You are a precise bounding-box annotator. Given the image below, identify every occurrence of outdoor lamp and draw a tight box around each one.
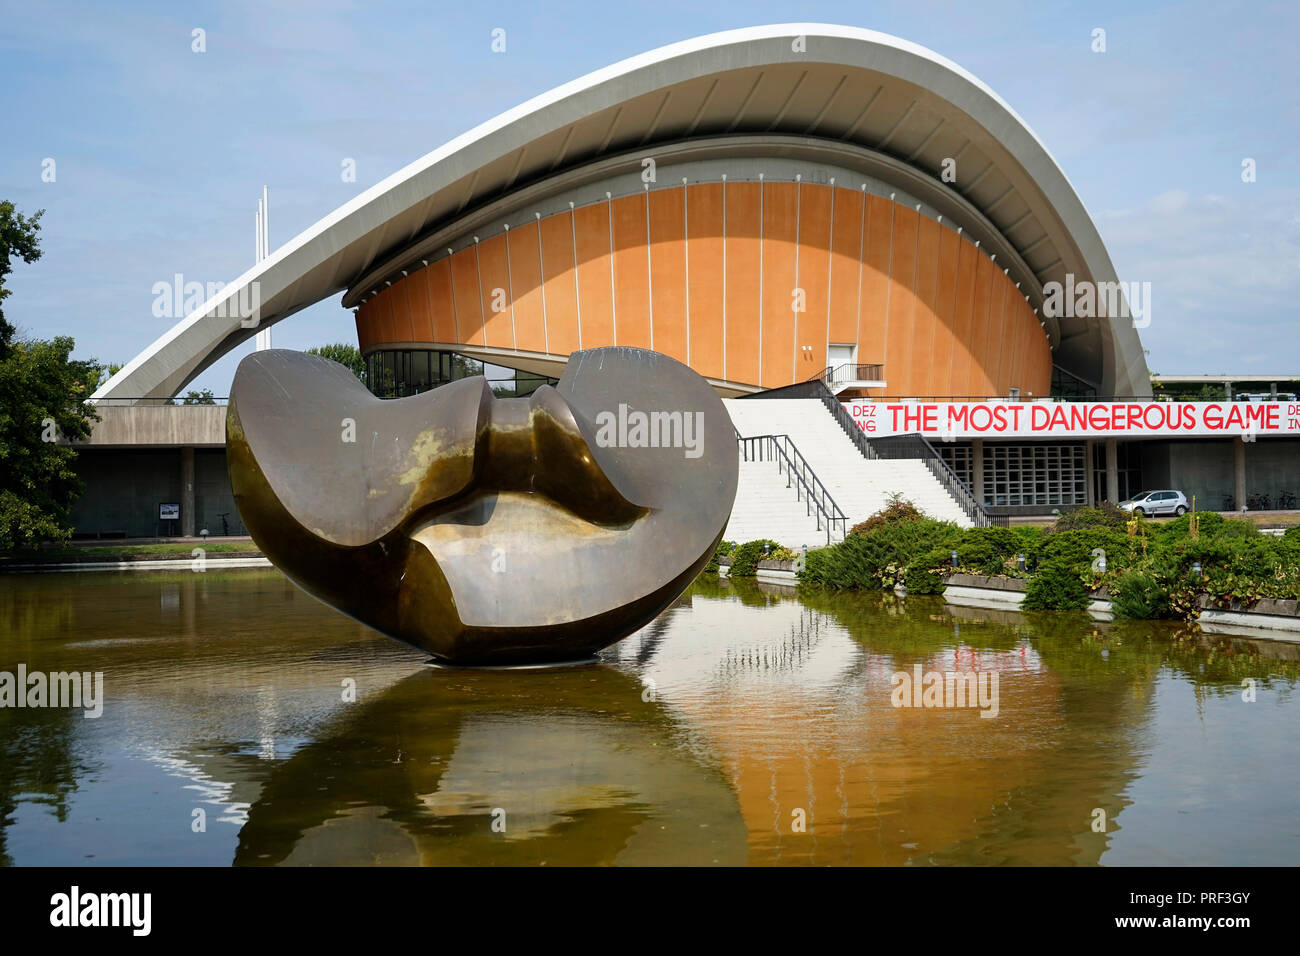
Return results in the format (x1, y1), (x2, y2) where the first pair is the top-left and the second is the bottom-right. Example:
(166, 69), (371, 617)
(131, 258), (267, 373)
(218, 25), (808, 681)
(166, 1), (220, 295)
(200, 528), (208, 542)
(1017, 553), (1026, 572)
(1192, 561), (1202, 580)
(951, 550), (960, 567)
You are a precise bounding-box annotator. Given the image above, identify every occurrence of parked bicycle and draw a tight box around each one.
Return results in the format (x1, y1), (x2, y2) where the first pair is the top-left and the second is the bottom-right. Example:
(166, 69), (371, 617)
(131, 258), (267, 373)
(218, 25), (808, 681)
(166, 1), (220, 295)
(1247, 492), (1272, 511)
(1222, 492), (1235, 511)
(218, 512), (231, 535)
(1279, 490), (1297, 509)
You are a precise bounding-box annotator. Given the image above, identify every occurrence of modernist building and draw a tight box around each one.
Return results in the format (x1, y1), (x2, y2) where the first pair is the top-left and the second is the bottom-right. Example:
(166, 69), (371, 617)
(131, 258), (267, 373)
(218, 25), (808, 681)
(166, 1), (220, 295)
(80, 24), (1294, 534)
(97, 23), (1148, 404)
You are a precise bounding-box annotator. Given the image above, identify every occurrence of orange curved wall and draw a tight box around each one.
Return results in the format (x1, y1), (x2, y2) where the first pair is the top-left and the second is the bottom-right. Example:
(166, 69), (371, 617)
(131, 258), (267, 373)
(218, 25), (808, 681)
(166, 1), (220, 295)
(355, 182), (1052, 397)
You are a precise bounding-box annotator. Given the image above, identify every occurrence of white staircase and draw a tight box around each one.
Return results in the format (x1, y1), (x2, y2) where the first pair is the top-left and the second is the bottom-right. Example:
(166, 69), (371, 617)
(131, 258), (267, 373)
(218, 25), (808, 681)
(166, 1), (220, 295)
(725, 454), (831, 547)
(724, 398), (973, 545)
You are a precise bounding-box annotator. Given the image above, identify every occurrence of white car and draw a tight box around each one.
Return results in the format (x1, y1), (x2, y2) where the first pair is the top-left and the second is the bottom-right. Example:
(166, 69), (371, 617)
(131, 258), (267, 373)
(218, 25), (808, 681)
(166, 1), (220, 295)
(1119, 490), (1190, 517)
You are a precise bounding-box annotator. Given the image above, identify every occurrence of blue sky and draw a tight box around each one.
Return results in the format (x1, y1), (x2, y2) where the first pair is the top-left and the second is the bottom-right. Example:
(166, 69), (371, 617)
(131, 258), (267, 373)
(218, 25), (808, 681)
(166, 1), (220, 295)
(2, 0), (1297, 394)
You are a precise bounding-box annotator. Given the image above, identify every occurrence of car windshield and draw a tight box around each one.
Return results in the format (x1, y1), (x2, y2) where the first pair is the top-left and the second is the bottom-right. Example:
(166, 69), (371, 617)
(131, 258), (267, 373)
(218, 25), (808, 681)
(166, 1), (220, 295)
(1131, 492), (1151, 501)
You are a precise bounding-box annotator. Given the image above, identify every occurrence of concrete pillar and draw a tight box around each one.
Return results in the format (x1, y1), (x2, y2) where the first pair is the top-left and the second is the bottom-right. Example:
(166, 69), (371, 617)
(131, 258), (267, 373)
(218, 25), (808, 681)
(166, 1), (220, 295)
(1105, 438), (1119, 504)
(181, 446), (195, 537)
(971, 438), (985, 506)
(1084, 439), (1096, 506)
(1234, 437), (1247, 512)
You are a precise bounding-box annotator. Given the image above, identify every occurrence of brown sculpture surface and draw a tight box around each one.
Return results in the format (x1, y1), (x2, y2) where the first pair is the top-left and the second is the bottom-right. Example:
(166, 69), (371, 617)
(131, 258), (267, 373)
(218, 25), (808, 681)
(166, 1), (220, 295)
(226, 346), (737, 665)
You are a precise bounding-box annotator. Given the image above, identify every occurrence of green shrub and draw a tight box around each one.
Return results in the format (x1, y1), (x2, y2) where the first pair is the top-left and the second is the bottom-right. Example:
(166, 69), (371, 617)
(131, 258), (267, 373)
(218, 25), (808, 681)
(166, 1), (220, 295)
(1110, 568), (1174, 619)
(1010, 524), (1044, 552)
(849, 494), (923, 536)
(1217, 516), (1262, 540)
(799, 516), (960, 590)
(1032, 528), (1135, 573)
(703, 540), (736, 573)
(1022, 557), (1090, 610)
(1047, 502), (1128, 534)
(1154, 510), (1225, 542)
(903, 546), (956, 594)
(728, 539), (784, 577)
(955, 526), (1022, 575)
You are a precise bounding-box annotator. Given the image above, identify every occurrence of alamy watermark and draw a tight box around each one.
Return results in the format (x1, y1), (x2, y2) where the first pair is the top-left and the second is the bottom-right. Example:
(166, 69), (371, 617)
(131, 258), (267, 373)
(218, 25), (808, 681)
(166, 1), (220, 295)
(50, 886), (150, 936)
(0, 664), (104, 718)
(890, 663), (999, 718)
(594, 404), (704, 459)
(152, 273), (261, 328)
(1041, 273), (1151, 329)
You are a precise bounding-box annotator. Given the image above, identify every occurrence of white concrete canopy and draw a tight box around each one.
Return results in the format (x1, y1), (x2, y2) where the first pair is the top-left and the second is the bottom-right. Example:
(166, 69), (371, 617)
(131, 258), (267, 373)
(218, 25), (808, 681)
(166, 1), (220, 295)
(95, 22), (1150, 401)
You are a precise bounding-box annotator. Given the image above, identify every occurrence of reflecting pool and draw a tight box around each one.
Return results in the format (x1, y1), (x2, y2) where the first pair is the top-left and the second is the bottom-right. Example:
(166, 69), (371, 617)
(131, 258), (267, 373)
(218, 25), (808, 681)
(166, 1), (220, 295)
(1, 570), (1297, 865)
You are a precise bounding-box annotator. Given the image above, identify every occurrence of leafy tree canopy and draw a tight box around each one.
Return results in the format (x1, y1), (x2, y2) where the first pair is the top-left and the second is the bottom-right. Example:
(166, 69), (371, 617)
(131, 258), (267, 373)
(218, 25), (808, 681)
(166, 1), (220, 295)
(0, 202), (44, 360)
(307, 343), (365, 384)
(0, 202), (102, 549)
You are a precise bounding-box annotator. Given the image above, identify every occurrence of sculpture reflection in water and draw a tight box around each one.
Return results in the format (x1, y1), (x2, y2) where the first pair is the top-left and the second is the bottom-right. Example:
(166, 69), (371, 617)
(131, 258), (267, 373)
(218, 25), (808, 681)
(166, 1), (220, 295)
(232, 664), (748, 865)
(227, 347), (738, 665)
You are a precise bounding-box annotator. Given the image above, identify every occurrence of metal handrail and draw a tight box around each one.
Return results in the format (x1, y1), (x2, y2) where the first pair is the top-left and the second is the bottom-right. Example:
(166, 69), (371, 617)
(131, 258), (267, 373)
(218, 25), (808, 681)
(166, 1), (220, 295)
(749, 378), (995, 527)
(86, 397), (230, 406)
(867, 433), (995, 527)
(734, 428), (848, 544)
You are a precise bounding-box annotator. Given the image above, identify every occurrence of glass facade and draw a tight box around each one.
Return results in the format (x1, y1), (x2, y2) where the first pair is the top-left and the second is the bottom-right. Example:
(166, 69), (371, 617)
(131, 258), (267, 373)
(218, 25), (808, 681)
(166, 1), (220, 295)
(1051, 364), (1098, 399)
(984, 443), (1088, 507)
(939, 441), (1090, 507)
(939, 443), (973, 489)
(364, 349), (557, 399)
(1092, 441), (1141, 504)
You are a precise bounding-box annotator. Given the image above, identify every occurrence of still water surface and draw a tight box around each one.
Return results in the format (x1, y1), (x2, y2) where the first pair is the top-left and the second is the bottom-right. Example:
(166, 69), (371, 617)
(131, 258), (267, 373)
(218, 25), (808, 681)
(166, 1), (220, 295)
(1, 570), (1297, 865)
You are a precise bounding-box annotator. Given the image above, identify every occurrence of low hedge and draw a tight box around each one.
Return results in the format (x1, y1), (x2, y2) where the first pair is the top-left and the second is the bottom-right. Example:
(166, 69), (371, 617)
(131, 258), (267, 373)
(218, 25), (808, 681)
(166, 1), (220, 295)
(788, 497), (1300, 619)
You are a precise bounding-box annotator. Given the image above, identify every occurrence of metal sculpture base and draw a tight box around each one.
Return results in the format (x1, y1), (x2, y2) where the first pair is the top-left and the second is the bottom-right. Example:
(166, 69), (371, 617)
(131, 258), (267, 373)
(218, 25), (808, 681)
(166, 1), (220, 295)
(226, 346), (737, 666)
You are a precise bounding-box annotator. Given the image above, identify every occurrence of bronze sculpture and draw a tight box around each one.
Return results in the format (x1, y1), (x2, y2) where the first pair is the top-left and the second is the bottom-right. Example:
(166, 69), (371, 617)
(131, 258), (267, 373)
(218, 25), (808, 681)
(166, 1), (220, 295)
(226, 346), (737, 665)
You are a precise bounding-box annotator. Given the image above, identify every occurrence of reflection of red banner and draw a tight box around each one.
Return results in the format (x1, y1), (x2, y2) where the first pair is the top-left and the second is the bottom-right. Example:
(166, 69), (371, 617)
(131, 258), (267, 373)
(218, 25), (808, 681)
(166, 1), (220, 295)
(844, 401), (1300, 438)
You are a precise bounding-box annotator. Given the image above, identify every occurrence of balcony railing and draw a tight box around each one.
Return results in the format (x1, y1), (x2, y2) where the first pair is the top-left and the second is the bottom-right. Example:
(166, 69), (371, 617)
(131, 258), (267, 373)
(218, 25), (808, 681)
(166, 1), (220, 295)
(806, 363), (885, 387)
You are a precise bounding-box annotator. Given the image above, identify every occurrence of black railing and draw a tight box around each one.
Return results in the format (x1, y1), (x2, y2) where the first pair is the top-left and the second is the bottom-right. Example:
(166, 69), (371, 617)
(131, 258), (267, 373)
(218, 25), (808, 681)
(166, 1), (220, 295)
(743, 378), (996, 527)
(87, 397), (230, 406)
(735, 429), (848, 544)
(867, 433), (999, 527)
(806, 363), (885, 386)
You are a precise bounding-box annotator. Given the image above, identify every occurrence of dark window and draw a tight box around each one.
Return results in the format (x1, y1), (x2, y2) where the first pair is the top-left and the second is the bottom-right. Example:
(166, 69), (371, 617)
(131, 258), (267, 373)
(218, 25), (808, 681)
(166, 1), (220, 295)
(361, 348), (557, 399)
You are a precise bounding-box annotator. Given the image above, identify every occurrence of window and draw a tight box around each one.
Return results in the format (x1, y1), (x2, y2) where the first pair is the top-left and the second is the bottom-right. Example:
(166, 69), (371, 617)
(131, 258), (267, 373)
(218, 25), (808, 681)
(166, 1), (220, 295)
(982, 443), (1087, 507)
(937, 443), (973, 489)
(363, 349), (557, 399)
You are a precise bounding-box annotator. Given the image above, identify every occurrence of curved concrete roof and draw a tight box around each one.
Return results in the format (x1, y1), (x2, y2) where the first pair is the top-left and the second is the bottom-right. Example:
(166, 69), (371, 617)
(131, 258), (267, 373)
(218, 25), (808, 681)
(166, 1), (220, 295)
(95, 22), (1150, 400)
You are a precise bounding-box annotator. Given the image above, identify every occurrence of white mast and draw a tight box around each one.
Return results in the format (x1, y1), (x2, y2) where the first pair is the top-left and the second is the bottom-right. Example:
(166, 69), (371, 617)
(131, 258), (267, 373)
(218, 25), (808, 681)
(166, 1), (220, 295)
(255, 186), (272, 350)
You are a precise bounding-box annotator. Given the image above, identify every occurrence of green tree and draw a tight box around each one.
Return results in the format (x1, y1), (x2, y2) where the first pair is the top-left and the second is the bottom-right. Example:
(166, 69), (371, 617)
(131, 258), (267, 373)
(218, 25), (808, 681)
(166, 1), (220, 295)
(97, 362), (124, 389)
(165, 388), (216, 406)
(307, 343), (366, 384)
(0, 202), (44, 360)
(0, 338), (102, 549)
(0, 203), (101, 549)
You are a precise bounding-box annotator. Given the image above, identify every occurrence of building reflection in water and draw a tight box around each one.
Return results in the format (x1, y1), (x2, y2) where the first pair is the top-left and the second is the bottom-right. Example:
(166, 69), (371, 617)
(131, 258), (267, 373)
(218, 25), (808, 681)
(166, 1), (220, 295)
(2, 570), (1298, 865)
